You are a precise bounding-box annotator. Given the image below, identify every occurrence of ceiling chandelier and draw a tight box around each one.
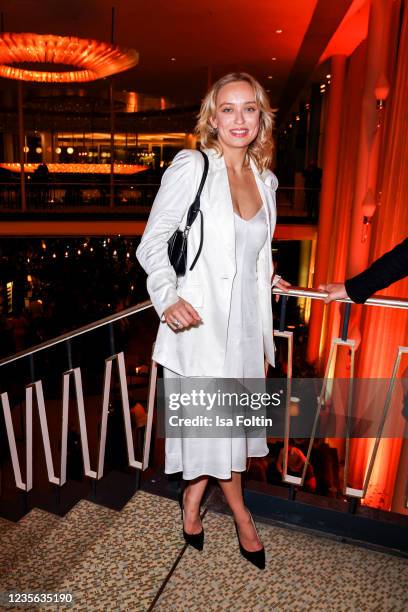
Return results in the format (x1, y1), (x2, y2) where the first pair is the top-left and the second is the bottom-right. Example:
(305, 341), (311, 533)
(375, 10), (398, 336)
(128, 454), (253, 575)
(0, 32), (138, 83)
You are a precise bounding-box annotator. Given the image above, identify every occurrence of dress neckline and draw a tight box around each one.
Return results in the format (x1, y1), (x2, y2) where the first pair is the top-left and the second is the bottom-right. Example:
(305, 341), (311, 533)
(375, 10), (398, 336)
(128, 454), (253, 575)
(233, 206), (264, 223)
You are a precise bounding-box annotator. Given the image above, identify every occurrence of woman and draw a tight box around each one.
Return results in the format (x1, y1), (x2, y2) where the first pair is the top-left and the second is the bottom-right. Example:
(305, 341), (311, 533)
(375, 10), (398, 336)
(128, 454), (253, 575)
(136, 72), (289, 570)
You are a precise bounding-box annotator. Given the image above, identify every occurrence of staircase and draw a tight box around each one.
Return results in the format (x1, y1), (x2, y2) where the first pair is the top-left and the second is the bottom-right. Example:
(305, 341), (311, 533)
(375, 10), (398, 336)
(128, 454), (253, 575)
(1, 488), (408, 611)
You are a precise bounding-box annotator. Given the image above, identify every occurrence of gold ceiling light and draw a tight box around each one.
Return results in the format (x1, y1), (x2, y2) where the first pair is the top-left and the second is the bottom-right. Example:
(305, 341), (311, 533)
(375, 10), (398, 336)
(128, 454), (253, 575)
(0, 32), (138, 83)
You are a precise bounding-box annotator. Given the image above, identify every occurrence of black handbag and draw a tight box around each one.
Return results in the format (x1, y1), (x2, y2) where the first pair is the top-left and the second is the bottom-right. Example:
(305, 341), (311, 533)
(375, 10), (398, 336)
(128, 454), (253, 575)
(167, 150), (209, 276)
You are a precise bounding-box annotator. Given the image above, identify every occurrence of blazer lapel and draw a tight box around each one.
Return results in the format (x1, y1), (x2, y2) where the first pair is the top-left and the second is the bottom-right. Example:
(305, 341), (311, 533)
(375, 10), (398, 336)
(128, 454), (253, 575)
(250, 159), (274, 282)
(250, 158), (272, 230)
(205, 149), (236, 269)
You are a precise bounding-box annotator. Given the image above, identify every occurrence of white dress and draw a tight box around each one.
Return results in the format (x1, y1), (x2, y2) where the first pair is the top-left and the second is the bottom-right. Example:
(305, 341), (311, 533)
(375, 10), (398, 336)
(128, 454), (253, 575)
(164, 206), (269, 480)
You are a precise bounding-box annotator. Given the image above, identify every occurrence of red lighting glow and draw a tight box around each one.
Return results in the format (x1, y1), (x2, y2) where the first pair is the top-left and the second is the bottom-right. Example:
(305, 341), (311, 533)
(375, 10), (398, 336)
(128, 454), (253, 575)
(0, 33), (138, 83)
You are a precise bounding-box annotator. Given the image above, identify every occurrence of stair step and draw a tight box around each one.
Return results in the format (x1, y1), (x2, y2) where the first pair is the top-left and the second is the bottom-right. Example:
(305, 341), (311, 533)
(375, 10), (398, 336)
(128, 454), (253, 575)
(0, 508), (61, 573)
(0, 490), (184, 609)
(1, 499), (115, 588)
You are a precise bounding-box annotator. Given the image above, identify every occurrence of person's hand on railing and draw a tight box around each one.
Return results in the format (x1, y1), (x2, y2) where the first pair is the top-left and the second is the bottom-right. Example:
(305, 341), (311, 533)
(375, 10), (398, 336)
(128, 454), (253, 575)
(318, 283), (348, 304)
(320, 238), (408, 304)
(273, 278), (291, 302)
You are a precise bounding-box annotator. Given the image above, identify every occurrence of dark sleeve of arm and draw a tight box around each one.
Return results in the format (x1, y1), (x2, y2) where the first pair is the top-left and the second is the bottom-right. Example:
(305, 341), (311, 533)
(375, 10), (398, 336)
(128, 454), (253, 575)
(345, 237), (408, 303)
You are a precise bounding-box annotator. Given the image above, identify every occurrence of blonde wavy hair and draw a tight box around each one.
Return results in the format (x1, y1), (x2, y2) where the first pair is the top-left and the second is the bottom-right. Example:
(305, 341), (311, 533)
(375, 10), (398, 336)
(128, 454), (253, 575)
(195, 72), (275, 172)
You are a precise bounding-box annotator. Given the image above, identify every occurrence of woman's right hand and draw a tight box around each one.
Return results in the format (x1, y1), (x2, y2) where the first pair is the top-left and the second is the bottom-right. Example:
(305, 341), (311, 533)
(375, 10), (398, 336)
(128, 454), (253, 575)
(163, 298), (202, 331)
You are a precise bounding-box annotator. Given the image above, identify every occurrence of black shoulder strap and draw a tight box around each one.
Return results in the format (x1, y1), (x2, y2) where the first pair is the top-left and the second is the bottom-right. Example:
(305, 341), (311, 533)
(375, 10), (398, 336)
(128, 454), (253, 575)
(195, 150), (209, 201)
(187, 150), (209, 224)
(187, 151), (208, 272)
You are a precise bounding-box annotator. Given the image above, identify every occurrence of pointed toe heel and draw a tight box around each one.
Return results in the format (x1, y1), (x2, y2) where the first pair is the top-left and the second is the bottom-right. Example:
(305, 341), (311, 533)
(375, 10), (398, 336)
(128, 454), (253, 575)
(183, 527), (204, 551)
(178, 487), (204, 551)
(234, 516), (265, 570)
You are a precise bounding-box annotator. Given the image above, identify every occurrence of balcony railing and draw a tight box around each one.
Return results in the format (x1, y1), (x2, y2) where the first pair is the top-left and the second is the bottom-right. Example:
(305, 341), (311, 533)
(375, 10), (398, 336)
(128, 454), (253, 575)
(0, 181), (159, 212)
(0, 181), (320, 219)
(1, 287), (406, 546)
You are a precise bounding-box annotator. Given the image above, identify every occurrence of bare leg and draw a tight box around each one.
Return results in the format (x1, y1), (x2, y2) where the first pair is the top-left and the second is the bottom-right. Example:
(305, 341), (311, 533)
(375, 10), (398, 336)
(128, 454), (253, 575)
(218, 471), (262, 552)
(183, 475), (209, 534)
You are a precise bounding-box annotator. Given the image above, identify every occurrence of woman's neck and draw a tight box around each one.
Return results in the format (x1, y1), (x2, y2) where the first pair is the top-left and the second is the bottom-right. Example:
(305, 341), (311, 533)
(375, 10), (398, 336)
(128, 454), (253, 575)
(221, 145), (250, 174)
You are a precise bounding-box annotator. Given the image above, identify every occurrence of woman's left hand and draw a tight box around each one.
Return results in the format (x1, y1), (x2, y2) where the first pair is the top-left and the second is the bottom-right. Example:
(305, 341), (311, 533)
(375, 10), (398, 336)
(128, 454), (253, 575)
(273, 278), (291, 302)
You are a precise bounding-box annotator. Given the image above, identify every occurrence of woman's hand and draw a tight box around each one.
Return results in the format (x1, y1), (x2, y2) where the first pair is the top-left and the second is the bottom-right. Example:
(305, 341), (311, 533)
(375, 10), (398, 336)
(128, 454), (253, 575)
(163, 298), (202, 331)
(273, 278), (291, 302)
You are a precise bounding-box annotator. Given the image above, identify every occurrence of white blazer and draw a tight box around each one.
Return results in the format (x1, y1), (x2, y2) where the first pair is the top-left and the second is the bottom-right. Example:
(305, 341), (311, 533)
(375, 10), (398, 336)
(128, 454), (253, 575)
(136, 147), (280, 377)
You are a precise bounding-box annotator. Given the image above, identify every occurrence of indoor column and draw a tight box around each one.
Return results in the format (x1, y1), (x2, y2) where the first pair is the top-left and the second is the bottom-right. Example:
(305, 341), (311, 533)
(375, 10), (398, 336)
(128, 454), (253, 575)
(306, 55), (346, 366)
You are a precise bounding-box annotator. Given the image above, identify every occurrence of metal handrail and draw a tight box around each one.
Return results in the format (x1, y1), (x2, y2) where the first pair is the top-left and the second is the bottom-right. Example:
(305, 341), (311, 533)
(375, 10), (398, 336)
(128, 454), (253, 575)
(0, 300), (152, 367)
(0, 286), (406, 368)
(273, 286), (408, 310)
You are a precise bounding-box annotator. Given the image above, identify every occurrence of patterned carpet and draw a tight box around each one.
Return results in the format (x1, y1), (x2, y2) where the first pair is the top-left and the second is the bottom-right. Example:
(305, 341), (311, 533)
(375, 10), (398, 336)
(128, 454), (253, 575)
(0, 490), (407, 611)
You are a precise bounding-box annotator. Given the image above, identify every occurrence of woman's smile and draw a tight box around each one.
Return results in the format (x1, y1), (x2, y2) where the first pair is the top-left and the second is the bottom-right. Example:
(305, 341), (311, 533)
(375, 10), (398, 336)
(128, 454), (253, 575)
(229, 128), (249, 137)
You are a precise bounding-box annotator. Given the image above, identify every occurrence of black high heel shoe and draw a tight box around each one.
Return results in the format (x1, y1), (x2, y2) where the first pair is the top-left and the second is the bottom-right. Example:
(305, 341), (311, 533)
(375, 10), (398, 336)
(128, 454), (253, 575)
(178, 487), (204, 551)
(234, 512), (265, 570)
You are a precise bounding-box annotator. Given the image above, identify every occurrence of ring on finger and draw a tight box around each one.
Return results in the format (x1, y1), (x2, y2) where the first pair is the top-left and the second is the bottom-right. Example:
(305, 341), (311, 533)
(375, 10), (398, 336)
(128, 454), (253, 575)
(172, 318), (181, 328)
